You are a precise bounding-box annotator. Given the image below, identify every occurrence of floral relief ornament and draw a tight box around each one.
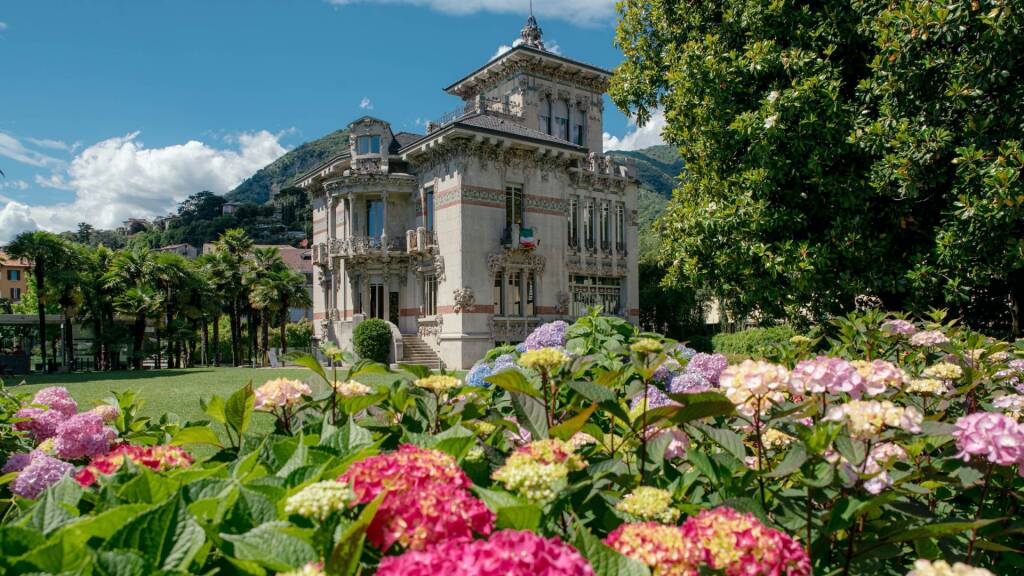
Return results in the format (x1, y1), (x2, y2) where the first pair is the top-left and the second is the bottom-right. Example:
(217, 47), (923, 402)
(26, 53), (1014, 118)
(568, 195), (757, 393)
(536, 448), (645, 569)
(453, 287), (475, 314)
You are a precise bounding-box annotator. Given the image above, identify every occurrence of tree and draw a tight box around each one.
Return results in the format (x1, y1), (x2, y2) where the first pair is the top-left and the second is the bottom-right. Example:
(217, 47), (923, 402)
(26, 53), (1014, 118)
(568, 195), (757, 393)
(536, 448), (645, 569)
(212, 229), (254, 365)
(244, 246), (286, 366)
(106, 246), (156, 369)
(275, 270), (312, 354)
(611, 1), (1024, 335)
(6, 231), (70, 372)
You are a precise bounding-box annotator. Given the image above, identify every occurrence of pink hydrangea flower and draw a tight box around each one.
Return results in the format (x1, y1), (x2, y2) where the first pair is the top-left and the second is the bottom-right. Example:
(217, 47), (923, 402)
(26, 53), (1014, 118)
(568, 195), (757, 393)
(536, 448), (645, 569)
(788, 356), (861, 396)
(2, 451), (37, 474)
(53, 412), (118, 460)
(685, 353), (729, 385)
(367, 480), (494, 551)
(10, 451), (74, 499)
(681, 507), (810, 576)
(605, 522), (699, 574)
(75, 444), (193, 487)
(952, 412), (1024, 471)
(670, 372), (713, 394)
(910, 330), (949, 347)
(881, 319), (917, 336)
(340, 444), (471, 503)
(253, 378), (311, 411)
(377, 529), (594, 576)
(13, 386), (79, 441)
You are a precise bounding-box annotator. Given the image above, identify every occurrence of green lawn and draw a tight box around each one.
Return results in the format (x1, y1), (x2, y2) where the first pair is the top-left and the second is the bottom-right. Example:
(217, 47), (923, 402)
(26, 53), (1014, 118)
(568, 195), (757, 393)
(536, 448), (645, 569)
(4, 367), (401, 436)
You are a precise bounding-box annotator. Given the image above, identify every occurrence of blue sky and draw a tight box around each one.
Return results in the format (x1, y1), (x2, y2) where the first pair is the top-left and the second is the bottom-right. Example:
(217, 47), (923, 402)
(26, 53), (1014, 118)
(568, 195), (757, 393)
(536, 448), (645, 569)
(0, 0), (665, 240)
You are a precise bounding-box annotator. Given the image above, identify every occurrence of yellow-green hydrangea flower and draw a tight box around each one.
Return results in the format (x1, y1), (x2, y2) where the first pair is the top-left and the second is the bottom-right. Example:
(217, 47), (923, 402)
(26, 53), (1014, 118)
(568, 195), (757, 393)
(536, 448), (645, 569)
(334, 380), (373, 397)
(630, 338), (664, 354)
(284, 481), (355, 521)
(414, 375), (462, 393)
(492, 438), (585, 503)
(905, 378), (951, 396)
(518, 347), (569, 372)
(616, 486), (680, 524)
(921, 362), (963, 381)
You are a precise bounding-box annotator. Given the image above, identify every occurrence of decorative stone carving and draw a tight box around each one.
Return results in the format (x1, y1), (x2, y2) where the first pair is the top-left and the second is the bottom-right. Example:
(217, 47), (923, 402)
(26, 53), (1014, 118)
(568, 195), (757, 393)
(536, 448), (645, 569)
(452, 287), (475, 314)
(487, 250), (547, 275)
(557, 291), (571, 315)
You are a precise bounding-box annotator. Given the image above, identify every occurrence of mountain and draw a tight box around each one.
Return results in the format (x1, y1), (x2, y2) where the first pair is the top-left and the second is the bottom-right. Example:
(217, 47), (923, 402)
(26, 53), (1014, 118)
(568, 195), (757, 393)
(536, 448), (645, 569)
(226, 129), (351, 204)
(610, 145), (684, 198)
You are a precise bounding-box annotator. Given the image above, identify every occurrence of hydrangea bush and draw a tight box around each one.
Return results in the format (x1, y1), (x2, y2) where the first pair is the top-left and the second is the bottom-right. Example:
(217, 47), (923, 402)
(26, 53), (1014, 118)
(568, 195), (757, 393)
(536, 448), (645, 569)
(1, 310), (1021, 575)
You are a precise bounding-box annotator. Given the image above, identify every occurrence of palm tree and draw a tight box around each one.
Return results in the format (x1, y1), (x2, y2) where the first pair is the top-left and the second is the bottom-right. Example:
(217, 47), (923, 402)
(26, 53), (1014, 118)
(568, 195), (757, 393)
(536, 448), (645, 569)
(275, 269), (312, 354)
(248, 278), (281, 367)
(5, 231), (70, 373)
(212, 229), (253, 365)
(78, 245), (118, 370)
(113, 287), (162, 370)
(244, 246), (286, 365)
(48, 249), (85, 370)
(197, 252), (231, 366)
(151, 252), (189, 368)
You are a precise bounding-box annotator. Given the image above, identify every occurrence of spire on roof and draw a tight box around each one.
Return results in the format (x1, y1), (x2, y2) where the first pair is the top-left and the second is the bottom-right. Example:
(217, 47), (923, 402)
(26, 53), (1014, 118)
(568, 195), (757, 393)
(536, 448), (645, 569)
(519, 1), (545, 50)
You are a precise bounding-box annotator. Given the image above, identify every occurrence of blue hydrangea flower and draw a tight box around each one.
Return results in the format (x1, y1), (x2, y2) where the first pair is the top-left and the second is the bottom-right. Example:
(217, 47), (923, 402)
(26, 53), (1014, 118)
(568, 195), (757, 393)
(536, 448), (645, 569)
(670, 372), (713, 394)
(466, 362), (494, 387)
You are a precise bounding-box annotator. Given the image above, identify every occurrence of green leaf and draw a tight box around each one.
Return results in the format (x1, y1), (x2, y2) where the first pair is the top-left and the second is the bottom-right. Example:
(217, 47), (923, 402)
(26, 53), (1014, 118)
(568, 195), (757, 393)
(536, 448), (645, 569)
(116, 468), (179, 504)
(568, 380), (617, 403)
(170, 425), (223, 448)
(0, 526), (45, 558)
(23, 476), (83, 535)
(291, 353), (328, 384)
(883, 519), (1002, 544)
(14, 529), (91, 574)
(663, 391), (736, 423)
(487, 370), (543, 399)
(572, 519), (651, 576)
(472, 486), (527, 511)
(225, 381), (255, 437)
(327, 493), (385, 576)
(63, 504), (151, 542)
(221, 522), (317, 572)
(94, 549), (154, 576)
(496, 505), (543, 530)
(340, 391), (388, 415)
(835, 435), (865, 466)
(695, 423), (747, 461)
(400, 363), (433, 380)
(510, 391), (549, 440)
(203, 395), (227, 425)
(276, 431), (308, 478)
(765, 444), (807, 478)
(550, 403), (598, 441)
(103, 495), (206, 572)
(322, 416), (373, 455)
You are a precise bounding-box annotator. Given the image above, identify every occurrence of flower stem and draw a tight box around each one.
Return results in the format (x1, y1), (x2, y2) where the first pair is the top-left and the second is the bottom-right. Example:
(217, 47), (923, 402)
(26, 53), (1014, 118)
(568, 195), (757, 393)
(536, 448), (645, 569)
(541, 369), (554, 429)
(966, 462), (994, 563)
(753, 399), (767, 509)
(639, 384), (649, 483)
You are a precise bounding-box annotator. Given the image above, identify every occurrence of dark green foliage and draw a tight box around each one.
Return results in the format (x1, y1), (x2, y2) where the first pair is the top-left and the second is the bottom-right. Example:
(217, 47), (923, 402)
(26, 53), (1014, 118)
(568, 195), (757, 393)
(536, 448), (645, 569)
(611, 0), (1024, 336)
(712, 326), (797, 357)
(286, 321), (313, 350)
(226, 129), (350, 204)
(609, 145), (683, 199)
(638, 261), (710, 346)
(352, 319), (391, 363)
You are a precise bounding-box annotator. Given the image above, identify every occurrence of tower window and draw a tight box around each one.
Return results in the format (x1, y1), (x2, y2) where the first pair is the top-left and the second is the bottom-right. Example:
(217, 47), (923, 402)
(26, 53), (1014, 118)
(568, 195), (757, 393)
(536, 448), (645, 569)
(356, 135), (381, 155)
(505, 184), (524, 227)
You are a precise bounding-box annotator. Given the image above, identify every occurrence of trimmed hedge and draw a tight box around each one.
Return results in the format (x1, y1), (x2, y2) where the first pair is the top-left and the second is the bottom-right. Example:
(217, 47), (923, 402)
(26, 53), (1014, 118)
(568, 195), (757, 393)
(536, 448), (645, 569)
(712, 325), (796, 357)
(353, 318), (392, 363)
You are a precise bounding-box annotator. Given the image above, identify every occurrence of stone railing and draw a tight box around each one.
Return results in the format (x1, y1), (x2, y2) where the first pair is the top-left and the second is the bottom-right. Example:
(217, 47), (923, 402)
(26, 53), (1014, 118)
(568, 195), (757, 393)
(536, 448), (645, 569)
(490, 316), (542, 343)
(406, 228), (438, 254)
(329, 236), (406, 257)
(578, 153), (633, 179)
(427, 96), (523, 133)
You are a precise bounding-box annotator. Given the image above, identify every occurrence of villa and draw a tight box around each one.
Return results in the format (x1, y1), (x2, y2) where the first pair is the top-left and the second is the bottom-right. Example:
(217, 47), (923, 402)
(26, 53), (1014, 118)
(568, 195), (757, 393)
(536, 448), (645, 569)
(298, 15), (639, 369)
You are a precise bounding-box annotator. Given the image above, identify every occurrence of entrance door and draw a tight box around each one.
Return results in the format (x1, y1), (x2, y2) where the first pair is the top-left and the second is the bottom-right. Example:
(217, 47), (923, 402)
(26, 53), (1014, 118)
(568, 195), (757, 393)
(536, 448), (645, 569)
(369, 283), (385, 319)
(389, 291), (400, 326)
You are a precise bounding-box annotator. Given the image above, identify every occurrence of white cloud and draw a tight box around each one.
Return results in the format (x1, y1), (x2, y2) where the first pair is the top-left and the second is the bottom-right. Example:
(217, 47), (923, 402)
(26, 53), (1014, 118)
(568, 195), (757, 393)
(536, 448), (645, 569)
(360, 97), (373, 110)
(0, 179), (29, 191)
(0, 132), (65, 168)
(327, 0), (617, 25)
(492, 38), (559, 61)
(26, 137), (79, 152)
(34, 173), (72, 190)
(0, 22), (7, 31)
(0, 201), (39, 243)
(0, 130), (287, 240)
(603, 109), (667, 152)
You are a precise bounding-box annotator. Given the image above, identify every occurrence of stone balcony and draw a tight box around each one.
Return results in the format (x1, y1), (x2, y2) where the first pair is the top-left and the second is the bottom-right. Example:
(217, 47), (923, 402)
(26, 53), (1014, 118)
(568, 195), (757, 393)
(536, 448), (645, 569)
(328, 236), (407, 258)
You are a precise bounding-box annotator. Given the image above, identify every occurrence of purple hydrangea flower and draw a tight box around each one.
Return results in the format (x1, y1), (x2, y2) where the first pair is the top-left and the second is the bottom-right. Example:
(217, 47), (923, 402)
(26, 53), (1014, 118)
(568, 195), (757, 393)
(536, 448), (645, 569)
(13, 386), (80, 441)
(2, 451), (36, 474)
(522, 321), (569, 351)
(53, 412), (117, 460)
(670, 372), (713, 394)
(652, 359), (682, 385)
(880, 319), (917, 336)
(630, 384), (674, 411)
(685, 353), (729, 385)
(31, 387), (78, 417)
(10, 452), (73, 499)
(671, 344), (697, 360)
(492, 354), (518, 372)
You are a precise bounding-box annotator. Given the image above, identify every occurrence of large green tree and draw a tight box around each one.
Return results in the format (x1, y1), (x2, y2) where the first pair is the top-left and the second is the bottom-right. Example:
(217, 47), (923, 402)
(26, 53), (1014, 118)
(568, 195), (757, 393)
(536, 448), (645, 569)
(612, 1), (1024, 334)
(5, 231), (71, 372)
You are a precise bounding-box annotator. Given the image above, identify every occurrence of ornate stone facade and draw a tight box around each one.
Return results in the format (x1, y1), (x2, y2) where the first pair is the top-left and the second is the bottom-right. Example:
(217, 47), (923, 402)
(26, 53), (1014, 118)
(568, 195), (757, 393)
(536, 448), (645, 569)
(301, 15), (639, 369)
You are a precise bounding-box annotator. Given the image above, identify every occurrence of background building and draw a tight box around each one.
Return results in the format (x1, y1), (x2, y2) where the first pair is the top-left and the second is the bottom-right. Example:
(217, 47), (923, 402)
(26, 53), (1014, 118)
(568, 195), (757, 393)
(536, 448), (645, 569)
(0, 250), (30, 304)
(300, 16), (639, 369)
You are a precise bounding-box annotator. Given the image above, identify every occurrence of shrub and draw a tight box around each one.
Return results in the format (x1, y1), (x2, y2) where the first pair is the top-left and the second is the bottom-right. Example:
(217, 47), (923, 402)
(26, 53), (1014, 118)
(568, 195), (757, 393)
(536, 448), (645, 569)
(286, 320), (313, 349)
(353, 318), (391, 363)
(712, 325), (796, 357)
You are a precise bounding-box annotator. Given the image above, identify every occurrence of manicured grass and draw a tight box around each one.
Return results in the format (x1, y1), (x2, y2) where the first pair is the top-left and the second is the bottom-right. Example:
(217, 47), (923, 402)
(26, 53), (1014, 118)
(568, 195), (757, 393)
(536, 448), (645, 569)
(5, 367), (401, 437)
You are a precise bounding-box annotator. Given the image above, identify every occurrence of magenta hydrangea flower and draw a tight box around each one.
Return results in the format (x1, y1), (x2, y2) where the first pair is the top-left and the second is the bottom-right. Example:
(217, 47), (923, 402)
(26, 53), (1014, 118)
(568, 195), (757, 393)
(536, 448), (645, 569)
(14, 386), (79, 441)
(881, 319), (917, 336)
(376, 529), (594, 576)
(681, 507), (810, 576)
(670, 372), (713, 394)
(523, 321), (569, 351)
(788, 356), (861, 396)
(952, 412), (1024, 471)
(10, 451), (74, 499)
(685, 353), (729, 385)
(53, 412), (118, 460)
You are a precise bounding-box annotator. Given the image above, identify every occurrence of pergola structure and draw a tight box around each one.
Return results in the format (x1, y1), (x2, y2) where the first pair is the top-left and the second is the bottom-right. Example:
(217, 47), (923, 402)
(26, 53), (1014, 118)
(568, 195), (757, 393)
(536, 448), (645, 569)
(0, 313), (64, 375)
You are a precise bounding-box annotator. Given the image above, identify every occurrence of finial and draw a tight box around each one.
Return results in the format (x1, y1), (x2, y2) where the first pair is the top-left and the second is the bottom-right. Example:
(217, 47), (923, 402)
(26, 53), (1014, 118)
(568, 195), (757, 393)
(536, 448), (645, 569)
(520, 2), (545, 50)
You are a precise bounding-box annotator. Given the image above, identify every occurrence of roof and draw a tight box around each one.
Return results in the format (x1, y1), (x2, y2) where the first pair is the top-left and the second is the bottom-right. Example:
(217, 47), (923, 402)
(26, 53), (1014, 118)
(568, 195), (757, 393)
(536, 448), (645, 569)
(254, 245), (313, 274)
(400, 111), (585, 153)
(158, 243), (196, 251)
(0, 251), (30, 268)
(444, 45), (612, 95)
(392, 132), (423, 149)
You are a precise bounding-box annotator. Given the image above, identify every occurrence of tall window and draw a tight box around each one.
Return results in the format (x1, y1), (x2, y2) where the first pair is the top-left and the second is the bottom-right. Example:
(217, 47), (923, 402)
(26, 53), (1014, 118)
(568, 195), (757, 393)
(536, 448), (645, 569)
(583, 201), (595, 251)
(10, 287), (21, 302)
(600, 202), (610, 252)
(538, 97), (552, 135)
(424, 275), (438, 316)
(6, 270), (20, 281)
(424, 187), (435, 232)
(369, 283), (385, 319)
(573, 117), (585, 146)
(356, 135), (381, 155)
(568, 197), (579, 249)
(525, 274), (535, 316)
(616, 204), (626, 252)
(505, 184), (524, 227)
(554, 100), (570, 141)
(570, 276), (621, 317)
(509, 272), (523, 317)
(366, 200), (384, 239)
(493, 273), (505, 316)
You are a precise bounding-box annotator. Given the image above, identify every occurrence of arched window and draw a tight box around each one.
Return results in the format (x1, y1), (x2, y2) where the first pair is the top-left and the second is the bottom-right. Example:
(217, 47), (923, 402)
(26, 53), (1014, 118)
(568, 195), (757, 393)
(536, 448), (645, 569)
(538, 96), (552, 135)
(554, 99), (570, 141)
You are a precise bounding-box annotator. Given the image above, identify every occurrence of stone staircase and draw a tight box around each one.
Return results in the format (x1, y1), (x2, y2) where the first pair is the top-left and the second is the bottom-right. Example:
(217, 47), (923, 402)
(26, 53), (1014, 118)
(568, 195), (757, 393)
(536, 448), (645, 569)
(400, 335), (442, 370)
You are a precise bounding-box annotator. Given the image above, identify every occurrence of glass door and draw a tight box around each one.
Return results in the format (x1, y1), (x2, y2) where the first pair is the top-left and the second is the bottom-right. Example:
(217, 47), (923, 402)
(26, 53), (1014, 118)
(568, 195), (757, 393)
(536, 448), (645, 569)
(369, 283), (385, 319)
